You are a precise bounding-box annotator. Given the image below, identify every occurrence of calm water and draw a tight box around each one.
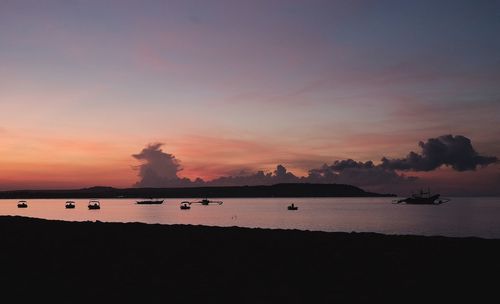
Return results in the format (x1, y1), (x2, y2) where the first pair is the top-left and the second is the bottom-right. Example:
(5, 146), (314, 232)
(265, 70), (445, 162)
(1, 197), (500, 239)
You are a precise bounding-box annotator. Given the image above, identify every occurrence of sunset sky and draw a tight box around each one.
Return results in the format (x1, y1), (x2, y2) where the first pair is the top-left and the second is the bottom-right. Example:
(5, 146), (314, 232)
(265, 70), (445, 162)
(1, 0), (499, 195)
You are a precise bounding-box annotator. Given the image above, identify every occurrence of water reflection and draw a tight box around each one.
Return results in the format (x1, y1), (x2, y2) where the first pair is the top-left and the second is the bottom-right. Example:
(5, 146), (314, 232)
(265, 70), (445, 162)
(1, 197), (499, 238)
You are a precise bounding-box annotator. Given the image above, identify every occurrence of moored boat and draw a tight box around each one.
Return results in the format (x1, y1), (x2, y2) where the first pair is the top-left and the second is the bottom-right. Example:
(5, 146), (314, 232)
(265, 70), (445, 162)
(180, 198), (223, 206)
(17, 200), (28, 208)
(136, 199), (164, 205)
(189, 199), (223, 206)
(287, 203), (298, 210)
(65, 201), (76, 209)
(88, 200), (101, 210)
(395, 189), (450, 205)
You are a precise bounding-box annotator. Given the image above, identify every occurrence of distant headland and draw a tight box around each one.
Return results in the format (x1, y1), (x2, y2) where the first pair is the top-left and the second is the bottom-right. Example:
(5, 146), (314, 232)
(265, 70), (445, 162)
(0, 183), (396, 199)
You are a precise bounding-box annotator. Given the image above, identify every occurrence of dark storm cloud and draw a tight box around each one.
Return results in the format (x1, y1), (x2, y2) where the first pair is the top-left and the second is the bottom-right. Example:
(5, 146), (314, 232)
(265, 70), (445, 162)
(381, 135), (498, 171)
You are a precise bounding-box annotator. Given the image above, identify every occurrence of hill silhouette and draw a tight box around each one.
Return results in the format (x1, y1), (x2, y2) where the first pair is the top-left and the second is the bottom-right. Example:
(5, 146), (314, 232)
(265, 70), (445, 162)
(0, 183), (396, 199)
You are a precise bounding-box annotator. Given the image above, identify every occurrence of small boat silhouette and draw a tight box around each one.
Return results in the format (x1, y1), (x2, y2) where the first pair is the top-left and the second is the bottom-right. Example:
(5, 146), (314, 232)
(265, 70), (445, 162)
(287, 203), (298, 211)
(17, 200), (28, 208)
(136, 199), (164, 205)
(180, 202), (191, 210)
(188, 199), (223, 206)
(394, 189), (450, 205)
(88, 200), (101, 210)
(65, 201), (76, 209)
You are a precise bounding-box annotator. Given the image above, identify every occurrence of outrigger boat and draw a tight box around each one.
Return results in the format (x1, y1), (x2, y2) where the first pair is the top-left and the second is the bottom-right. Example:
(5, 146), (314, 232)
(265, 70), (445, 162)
(187, 199), (223, 206)
(180, 202), (191, 210)
(394, 189), (450, 205)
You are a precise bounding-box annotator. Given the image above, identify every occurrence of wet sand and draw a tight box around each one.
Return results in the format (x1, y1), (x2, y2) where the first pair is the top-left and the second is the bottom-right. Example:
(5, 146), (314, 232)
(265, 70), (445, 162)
(1, 216), (498, 303)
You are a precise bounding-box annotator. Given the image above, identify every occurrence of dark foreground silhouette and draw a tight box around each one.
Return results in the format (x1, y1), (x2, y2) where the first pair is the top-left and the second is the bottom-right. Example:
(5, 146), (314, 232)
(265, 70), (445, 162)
(0, 216), (498, 303)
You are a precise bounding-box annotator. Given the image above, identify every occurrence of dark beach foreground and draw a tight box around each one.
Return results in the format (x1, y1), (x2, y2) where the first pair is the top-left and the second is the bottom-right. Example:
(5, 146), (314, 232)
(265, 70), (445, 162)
(1, 216), (499, 303)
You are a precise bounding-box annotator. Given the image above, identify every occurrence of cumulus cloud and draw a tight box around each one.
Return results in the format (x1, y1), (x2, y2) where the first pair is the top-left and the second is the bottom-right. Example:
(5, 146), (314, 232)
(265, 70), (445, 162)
(381, 135), (498, 171)
(204, 164), (299, 187)
(306, 161), (415, 191)
(330, 159), (375, 171)
(132, 143), (192, 187)
(180, 161), (414, 192)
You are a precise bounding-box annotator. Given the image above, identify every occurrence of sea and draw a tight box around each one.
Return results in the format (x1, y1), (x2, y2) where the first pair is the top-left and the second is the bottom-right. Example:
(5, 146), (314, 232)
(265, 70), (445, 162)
(1, 197), (500, 239)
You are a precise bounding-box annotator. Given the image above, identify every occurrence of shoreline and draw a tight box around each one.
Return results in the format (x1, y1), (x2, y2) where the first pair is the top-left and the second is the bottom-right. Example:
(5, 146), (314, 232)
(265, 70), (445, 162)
(2, 214), (498, 240)
(1, 216), (499, 302)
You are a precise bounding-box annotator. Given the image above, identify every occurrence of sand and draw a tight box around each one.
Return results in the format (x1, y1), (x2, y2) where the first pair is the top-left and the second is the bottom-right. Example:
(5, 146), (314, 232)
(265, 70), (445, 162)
(0, 216), (498, 303)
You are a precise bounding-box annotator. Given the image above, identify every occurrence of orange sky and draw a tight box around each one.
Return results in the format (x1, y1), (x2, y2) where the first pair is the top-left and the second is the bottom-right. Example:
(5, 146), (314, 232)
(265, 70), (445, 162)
(1, 1), (499, 193)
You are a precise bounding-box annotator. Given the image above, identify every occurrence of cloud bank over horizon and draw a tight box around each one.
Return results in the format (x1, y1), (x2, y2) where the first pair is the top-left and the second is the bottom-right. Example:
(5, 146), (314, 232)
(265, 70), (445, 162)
(132, 135), (498, 194)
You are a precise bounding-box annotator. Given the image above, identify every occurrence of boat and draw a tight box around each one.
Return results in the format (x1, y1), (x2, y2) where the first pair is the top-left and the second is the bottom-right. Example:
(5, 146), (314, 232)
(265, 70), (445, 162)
(189, 199), (223, 206)
(136, 199), (164, 205)
(17, 200), (28, 208)
(180, 202), (191, 210)
(394, 189), (450, 205)
(65, 201), (76, 209)
(88, 200), (101, 210)
(287, 203), (298, 210)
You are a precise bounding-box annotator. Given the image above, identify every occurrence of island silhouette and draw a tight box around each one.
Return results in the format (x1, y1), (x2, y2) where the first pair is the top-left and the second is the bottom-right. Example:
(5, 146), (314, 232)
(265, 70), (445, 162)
(0, 183), (396, 199)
